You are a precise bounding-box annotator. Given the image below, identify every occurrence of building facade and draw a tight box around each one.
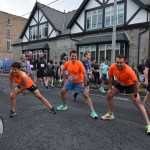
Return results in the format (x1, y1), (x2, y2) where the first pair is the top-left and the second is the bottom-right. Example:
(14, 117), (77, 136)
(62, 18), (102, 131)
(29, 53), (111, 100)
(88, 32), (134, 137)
(0, 11), (27, 60)
(13, 0), (150, 67)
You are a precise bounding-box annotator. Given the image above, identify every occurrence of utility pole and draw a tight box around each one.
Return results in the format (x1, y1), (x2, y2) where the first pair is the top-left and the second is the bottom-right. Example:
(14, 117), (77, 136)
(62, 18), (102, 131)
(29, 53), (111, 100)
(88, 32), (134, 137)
(111, 0), (117, 63)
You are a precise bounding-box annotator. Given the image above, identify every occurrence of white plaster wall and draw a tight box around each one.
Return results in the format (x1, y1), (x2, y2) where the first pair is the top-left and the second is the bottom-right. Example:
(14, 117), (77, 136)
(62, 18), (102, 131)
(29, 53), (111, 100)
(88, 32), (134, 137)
(23, 27), (29, 42)
(40, 15), (47, 23)
(48, 23), (57, 37)
(129, 9), (147, 24)
(126, 0), (139, 21)
(39, 10), (43, 20)
(30, 18), (37, 26)
(34, 10), (38, 22)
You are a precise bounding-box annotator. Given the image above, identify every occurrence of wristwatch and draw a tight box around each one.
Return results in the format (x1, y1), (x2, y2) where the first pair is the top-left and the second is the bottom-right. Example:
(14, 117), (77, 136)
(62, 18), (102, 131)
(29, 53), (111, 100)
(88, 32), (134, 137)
(134, 94), (138, 97)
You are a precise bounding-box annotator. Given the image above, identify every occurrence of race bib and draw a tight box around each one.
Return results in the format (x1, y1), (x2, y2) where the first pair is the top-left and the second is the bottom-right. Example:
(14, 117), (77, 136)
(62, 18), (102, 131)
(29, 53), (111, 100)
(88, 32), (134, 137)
(30, 65), (33, 68)
(71, 76), (78, 81)
(41, 64), (45, 67)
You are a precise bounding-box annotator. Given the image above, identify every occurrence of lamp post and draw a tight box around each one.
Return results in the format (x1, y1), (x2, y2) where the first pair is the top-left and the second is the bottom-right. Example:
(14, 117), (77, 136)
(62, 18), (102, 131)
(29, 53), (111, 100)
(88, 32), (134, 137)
(111, 0), (117, 63)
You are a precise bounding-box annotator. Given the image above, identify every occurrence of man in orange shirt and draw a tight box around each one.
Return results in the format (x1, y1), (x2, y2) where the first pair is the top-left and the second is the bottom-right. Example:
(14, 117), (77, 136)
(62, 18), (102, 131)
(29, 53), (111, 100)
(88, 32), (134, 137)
(57, 50), (98, 119)
(9, 62), (56, 117)
(101, 55), (150, 135)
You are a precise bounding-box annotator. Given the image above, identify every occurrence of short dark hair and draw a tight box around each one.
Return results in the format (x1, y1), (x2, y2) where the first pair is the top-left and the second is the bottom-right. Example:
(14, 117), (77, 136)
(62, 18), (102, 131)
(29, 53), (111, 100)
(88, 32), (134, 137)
(11, 62), (21, 69)
(84, 52), (90, 57)
(115, 55), (125, 60)
(70, 50), (77, 56)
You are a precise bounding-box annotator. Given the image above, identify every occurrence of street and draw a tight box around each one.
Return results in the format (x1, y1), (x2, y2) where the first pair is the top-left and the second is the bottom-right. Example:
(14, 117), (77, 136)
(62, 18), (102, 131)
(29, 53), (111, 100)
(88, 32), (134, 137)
(0, 76), (150, 150)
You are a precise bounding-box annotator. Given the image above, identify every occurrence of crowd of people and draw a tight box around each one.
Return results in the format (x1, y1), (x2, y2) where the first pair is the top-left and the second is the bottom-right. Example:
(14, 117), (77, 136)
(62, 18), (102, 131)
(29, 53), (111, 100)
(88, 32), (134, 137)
(1, 50), (150, 135)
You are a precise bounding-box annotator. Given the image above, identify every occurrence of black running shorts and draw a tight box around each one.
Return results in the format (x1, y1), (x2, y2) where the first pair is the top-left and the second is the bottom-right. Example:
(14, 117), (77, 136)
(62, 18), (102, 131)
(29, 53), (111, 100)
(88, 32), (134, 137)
(114, 83), (135, 94)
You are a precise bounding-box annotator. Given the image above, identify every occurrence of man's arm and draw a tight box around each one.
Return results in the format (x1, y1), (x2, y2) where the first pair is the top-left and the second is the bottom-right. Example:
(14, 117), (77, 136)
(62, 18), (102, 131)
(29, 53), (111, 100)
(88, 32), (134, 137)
(108, 75), (113, 90)
(62, 70), (67, 83)
(9, 70), (15, 93)
(83, 72), (87, 85)
(144, 67), (148, 85)
(133, 79), (140, 95)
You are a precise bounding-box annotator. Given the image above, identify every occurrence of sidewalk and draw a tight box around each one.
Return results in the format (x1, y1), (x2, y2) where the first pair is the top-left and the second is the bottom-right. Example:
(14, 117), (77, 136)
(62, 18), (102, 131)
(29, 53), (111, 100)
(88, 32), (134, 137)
(0, 73), (147, 96)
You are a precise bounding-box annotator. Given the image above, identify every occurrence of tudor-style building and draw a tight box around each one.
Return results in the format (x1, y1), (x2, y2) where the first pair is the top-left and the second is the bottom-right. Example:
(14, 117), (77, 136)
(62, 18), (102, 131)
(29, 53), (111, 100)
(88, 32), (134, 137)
(12, 0), (150, 67)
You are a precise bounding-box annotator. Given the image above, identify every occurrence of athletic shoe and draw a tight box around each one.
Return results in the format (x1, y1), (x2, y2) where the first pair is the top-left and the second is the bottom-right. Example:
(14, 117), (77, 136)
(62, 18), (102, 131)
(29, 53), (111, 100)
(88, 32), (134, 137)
(50, 85), (54, 88)
(101, 112), (115, 120)
(146, 124), (150, 135)
(57, 104), (68, 111)
(73, 92), (78, 101)
(99, 87), (106, 93)
(10, 110), (17, 118)
(46, 86), (50, 90)
(0, 87), (4, 90)
(102, 89), (106, 93)
(49, 107), (56, 114)
(91, 111), (98, 119)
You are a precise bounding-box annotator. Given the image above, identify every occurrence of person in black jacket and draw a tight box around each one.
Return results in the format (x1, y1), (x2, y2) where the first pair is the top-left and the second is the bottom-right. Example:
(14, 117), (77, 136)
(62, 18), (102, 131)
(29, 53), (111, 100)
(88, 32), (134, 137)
(35, 52), (49, 90)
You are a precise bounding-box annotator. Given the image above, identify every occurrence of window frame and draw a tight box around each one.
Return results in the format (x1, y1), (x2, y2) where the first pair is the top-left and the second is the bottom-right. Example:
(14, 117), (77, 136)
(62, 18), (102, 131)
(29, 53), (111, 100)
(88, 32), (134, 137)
(86, 8), (103, 30)
(6, 40), (11, 51)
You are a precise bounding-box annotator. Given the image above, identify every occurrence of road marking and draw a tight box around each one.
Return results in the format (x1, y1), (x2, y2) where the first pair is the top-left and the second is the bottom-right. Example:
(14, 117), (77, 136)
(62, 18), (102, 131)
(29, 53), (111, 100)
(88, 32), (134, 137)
(0, 117), (4, 139)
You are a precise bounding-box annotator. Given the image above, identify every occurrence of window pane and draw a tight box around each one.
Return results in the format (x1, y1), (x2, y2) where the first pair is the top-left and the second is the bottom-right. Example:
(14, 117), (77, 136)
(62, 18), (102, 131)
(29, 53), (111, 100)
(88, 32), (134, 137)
(79, 52), (84, 60)
(100, 51), (105, 63)
(86, 16), (91, 29)
(106, 50), (111, 61)
(91, 51), (96, 61)
(92, 14), (97, 29)
(115, 50), (119, 58)
(91, 46), (96, 51)
(98, 13), (102, 28)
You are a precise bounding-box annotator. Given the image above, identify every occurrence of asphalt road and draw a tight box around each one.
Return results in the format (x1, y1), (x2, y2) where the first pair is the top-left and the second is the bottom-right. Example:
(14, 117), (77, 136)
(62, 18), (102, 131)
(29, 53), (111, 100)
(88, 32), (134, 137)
(0, 76), (150, 150)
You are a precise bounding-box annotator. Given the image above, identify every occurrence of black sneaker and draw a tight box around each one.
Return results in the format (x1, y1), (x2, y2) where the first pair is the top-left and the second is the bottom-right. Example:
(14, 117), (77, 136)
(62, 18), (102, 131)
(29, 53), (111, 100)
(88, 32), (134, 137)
(50, 107), (56, 114)
(73, 92), (78, 101)
(46, 86), (50, 90)
(10, 110), (17, 118)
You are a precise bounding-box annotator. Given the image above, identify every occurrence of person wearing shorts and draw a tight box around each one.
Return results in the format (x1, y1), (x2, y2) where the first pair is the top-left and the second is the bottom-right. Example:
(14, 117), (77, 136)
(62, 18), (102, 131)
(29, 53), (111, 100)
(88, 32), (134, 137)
(56, 50), (98, 119)
(35, 52), (49, 90)
(73, 52), (93, 101)
(99, 59), (109, 93)
(143, 58), (150, 115)
(9, 62), (56, 117)
(101, 55), (150, 135)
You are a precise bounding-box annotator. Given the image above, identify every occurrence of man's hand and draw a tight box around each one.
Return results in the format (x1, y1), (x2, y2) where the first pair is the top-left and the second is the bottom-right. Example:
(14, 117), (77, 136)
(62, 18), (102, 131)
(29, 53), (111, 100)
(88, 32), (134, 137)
(107, 88), (113, 96)
(143, 81), (148, 87)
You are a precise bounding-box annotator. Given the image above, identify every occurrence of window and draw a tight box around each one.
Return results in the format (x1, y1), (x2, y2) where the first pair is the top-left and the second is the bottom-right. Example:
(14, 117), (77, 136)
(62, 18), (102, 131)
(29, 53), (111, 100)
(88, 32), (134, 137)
(86, 9), (102, 30)
(6, 41), (11, 51)
(105, 3), (124, 27)
(7, 18), (12, 25)
(30, 26), (38, 40)
(118, 4), (124, 25)
(98, 44), (121, 64)
(32, 50), (48, 62)
(6, 30), (11, 37)
(79, 46), (96, 61)
(39, 23), (48, 39)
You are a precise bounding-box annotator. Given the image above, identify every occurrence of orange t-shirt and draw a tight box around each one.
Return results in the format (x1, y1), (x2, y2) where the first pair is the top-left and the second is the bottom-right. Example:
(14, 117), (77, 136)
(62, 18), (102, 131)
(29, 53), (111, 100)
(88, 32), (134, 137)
(108, 64), (137, 86)
(63, 60), (86, 83)
(13, 71), (33, 88)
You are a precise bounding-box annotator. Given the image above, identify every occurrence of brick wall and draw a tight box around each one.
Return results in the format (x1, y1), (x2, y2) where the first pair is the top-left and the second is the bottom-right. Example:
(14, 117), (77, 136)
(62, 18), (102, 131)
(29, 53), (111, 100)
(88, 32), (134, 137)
(0, 11), (27, 61)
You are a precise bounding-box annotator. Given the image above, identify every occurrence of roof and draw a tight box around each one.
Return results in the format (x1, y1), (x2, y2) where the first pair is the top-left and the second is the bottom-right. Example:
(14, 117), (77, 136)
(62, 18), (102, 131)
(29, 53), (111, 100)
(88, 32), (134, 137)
(19, 2), (76, 38)
(23, 43), (49, 51)
(77, 32), (129, 45)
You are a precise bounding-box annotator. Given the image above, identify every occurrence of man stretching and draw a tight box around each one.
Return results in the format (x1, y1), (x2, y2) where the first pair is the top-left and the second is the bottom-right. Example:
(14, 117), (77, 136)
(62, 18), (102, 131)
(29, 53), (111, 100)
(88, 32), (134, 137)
(9, 62), (56, 117)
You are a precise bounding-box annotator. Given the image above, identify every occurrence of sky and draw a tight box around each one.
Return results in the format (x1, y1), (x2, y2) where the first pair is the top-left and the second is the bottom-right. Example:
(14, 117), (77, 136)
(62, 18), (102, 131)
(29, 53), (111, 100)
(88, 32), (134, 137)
(0, 0), (83, 18)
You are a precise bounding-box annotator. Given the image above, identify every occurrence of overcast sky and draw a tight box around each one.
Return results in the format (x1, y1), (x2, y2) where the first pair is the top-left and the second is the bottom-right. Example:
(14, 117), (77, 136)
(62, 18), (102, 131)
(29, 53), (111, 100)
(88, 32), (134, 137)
(0, 0), (83, 18)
